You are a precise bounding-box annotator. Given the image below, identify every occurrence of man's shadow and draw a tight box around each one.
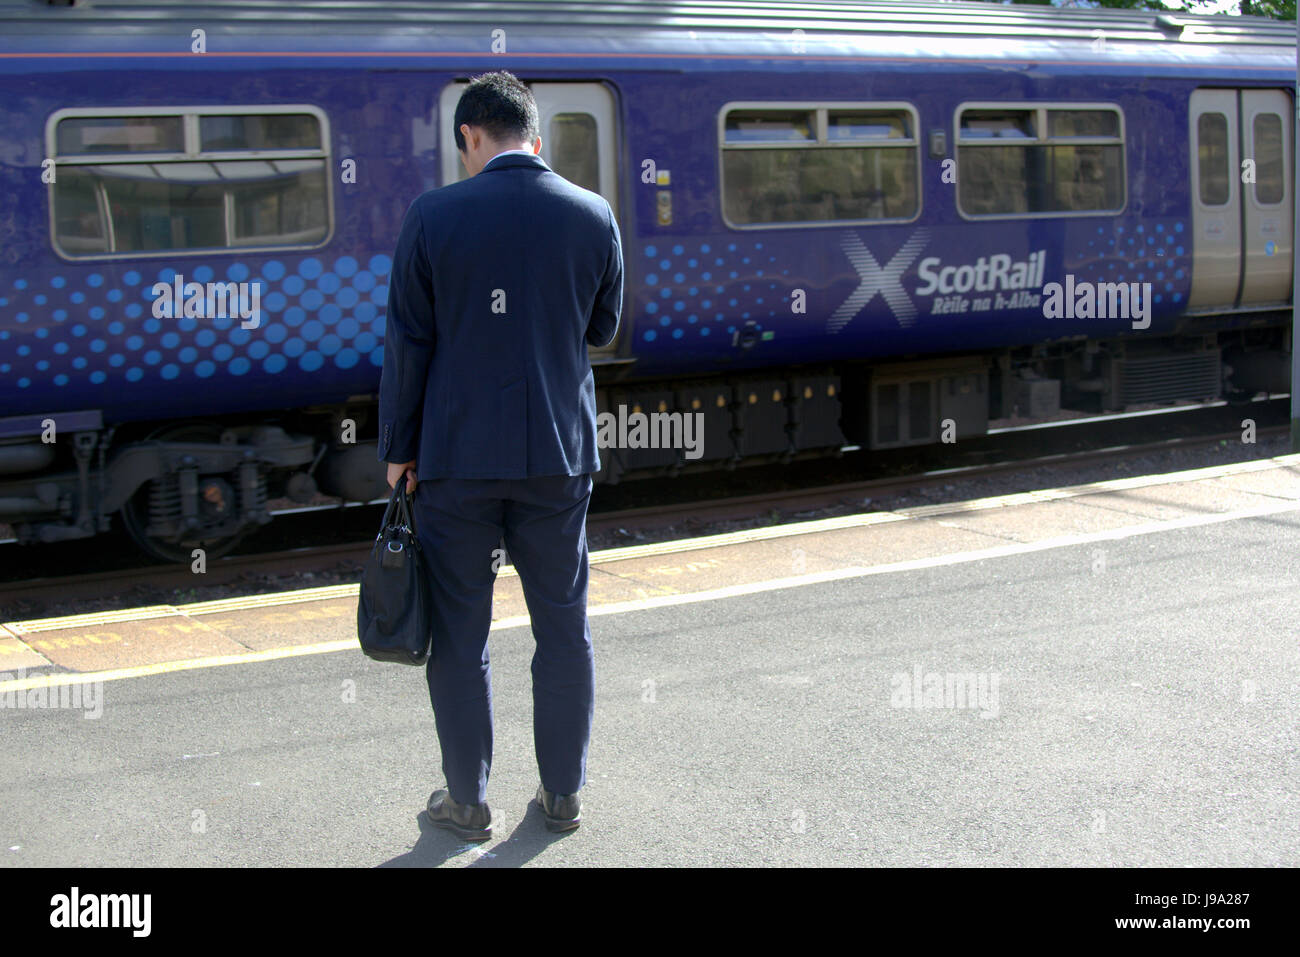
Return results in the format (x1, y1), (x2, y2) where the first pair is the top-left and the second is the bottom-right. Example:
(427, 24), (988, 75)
(377, 797), (575, 868)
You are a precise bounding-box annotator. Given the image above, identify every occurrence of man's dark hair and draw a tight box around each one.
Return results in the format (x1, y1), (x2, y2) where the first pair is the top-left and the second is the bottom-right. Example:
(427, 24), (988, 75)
(453, 71), (540, 152)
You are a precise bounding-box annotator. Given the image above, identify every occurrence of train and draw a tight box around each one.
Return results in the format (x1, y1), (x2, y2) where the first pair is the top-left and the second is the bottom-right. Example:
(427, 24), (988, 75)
(0, 0), (1294, 561)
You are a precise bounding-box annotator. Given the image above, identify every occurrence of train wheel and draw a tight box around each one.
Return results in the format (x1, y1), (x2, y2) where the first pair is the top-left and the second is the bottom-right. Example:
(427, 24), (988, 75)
(118, 423), (250, 563)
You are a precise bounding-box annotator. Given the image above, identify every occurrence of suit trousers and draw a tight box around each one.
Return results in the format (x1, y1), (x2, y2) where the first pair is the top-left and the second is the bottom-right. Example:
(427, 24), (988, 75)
(412, 473), (595, 806)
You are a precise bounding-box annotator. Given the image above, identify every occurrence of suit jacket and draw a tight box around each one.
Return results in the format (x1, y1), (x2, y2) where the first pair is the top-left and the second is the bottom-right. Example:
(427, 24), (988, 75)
(376, 151), (623, 478)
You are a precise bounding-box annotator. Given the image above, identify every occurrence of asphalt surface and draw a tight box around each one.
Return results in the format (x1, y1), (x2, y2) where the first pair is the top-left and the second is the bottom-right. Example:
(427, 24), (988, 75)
(2, 511), (1298, 867)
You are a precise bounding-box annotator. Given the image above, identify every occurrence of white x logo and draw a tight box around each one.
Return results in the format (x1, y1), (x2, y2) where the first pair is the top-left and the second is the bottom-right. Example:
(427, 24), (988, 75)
(828, 230), (931, 333)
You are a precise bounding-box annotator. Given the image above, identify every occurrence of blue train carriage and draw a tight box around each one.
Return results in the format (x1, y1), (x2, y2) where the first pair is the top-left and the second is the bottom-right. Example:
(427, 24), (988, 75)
(0, 0), (1293, 560)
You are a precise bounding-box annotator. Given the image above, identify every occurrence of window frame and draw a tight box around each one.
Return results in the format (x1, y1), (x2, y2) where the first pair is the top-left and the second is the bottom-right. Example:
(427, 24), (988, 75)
(717, 100), (922, 231)
(954, 101), (1127, 221)
(45, 103), (333, 261)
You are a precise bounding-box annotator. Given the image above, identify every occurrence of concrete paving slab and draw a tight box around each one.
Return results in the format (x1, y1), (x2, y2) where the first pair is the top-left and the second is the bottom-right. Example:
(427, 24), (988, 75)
(1063, 480), (1281, 520)
(1205, 468), (1300, 501)
(190, 598), (358, 652)
(0, 636), (50, 671)
(17, 615), (248, 671)
(917, 497), (1159, 543)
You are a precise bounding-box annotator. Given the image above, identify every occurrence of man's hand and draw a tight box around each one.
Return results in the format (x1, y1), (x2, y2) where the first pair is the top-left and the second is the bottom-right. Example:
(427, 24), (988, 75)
(386, 460), (417, 495)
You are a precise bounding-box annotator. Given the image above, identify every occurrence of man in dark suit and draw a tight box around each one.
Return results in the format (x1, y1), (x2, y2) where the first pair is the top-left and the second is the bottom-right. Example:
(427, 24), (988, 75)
(376, 71), (622, 842)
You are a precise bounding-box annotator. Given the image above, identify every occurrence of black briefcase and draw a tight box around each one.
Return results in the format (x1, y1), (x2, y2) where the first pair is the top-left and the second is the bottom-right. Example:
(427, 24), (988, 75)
(357, 480), (433, 665)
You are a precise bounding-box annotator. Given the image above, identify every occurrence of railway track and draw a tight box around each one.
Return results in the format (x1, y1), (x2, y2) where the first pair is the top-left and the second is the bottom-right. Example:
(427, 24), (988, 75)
(0, 396), (1289, 621)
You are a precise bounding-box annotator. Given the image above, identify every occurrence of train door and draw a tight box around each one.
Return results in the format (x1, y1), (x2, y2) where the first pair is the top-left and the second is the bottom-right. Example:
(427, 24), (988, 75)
(1240, 90), (1292, 303)
(438, 80), (623, 358)
(1187, 88), (1293, 310)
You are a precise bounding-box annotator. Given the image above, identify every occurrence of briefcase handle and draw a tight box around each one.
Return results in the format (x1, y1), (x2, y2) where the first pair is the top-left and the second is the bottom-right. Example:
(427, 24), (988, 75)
(377, 477), (418, 539)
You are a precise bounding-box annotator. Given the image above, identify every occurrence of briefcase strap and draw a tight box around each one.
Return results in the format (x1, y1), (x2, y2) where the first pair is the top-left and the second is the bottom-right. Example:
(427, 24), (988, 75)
(376, 480), (418, 540)
(396, 482), (417, 534)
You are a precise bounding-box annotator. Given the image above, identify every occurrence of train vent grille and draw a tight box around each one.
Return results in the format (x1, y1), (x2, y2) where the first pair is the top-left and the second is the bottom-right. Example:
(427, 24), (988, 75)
(1117, 352), (1221, 406)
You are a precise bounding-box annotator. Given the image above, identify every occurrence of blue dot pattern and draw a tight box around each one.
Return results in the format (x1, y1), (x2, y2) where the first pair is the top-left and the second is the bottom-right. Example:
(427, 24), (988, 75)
(1077, 220), (1188, 308)
(1, 255), (391, 393)
(638, 240), (788, 344)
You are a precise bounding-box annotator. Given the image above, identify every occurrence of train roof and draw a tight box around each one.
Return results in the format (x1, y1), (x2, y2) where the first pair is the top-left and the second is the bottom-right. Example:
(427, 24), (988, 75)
(0, 0), (1294, 71)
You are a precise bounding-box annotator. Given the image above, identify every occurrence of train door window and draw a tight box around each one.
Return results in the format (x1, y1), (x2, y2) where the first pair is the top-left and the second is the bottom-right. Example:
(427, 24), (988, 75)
(1197, 113), (1231, 206)
(719, 102), (920, 228)
(47, 106), (331, 259)
(548, 112), (599, 194)
(1252, 113), (1284, 205)
(956, 103), (1124, 218)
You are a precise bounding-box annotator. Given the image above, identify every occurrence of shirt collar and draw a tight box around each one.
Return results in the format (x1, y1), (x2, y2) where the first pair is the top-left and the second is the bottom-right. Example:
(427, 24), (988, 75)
(486, 147), (540, 166)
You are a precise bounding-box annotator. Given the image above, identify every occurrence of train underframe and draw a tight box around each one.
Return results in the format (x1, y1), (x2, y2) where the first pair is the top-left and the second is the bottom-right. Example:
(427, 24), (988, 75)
(0, 314), (1289, 562)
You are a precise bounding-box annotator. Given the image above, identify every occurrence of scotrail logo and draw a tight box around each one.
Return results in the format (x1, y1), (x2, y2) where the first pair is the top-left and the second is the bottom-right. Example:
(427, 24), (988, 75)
(917, 249), (1047, 306)
(829, 229), (931, 333)
(831, 230), (1046, 331)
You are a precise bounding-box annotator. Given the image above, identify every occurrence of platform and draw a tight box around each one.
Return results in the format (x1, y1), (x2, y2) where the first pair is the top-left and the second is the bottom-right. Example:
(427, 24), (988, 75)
(2, 454), (1299, 866)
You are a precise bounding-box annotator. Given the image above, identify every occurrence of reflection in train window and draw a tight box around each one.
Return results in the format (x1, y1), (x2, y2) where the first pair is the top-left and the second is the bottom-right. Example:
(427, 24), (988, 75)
(720, 104), (919, 227)
(56, 115), (185, 156)
(1198, 112), (1231, 207)
(1253, 112), (1284, 206)
(199, 114), (320, 152)
(49, 107), (330, 258)
(549, 112), (600, 193)
(958, 105), (1124, 216)
(52, 168), (109, 254)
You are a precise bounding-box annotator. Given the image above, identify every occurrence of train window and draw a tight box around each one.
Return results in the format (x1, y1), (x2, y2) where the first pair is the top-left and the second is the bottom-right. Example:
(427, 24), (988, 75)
(549, 112), (600, 193)
(230, 161), (329, 246)
(724, 110), (816, 143)
(52, 169), (109, 254)
(960, 110), (1035, 139)
(48, 106), (331, 259)
(957, 104), (1124, 217)
(93, 168), (226, 251)
(827, 111), (907, 141)
(720, 103), (919, 228)
(55, 116), (184, 155)
(1197, 113), (1231, 206)
(1048, 110), (1119, 138)
(199, 113), (320, 152)
(1253, 113), (1284, 205)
